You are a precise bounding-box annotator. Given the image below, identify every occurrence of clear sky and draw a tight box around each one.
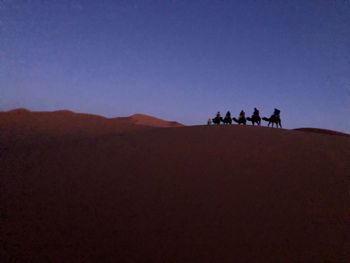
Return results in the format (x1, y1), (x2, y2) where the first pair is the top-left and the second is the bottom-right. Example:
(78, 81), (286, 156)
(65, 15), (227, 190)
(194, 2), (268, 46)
(1, 0), (349, 132)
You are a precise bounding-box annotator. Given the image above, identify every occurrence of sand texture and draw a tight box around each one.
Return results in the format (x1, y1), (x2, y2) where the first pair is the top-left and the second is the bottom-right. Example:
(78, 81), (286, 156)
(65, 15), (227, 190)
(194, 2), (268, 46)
(1, 110), (350, 262)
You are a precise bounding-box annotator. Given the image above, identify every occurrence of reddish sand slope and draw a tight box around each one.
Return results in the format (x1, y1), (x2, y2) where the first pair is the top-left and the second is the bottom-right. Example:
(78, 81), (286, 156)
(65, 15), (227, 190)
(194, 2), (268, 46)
(1, 112), (349, 262)
(294, 127), (350, 137)
(0, 109), (182, 137)
(116, 113), (183, 128)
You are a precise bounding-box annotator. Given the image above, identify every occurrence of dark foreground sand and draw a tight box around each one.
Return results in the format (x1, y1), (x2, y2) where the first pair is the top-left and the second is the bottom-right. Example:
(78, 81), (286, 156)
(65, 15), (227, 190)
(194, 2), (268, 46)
(1, 110), (350, 262)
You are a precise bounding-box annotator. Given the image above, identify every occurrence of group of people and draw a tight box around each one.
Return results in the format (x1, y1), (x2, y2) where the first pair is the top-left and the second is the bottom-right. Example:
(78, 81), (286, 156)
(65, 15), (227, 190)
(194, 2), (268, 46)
(208, 108), (281, 126)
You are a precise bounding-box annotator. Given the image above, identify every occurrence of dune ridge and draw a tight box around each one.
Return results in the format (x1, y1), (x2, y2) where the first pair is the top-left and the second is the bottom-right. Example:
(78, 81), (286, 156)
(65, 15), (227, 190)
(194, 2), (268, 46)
(1, 110), (349, 262)
(294, 127), (350, 137)
(0, 109), (183, 137)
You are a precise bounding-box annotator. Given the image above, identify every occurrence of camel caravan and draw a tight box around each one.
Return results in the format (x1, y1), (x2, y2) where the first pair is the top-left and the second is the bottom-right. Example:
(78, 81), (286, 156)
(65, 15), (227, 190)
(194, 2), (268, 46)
(208, 108), (282, 128)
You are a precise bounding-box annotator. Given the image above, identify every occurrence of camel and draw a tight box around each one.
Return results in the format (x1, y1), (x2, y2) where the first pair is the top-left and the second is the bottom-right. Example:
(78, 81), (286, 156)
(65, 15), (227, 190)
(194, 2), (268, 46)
(262, 115), (282, 128)
(212, 116), (223, 125)
(232, 117), (247, 125)
(212, 116), (232, 125)
(246, 115), (261, 126)
(222, 116), (232, 125)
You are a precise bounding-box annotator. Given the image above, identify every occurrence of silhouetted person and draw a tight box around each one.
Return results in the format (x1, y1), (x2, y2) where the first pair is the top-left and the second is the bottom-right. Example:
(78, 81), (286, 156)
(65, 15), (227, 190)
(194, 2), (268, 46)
(232, 110), (246, 125)
(239, 110), (245, 120)
(207, 118), (212, 125)
(247, 107), (261, 125)
(273, 108), (280, 118)
(263, 108), (282, 128)
(221, 110), (232, 124)
(253, 107), (260, 117)
(212, 111), (222, 125)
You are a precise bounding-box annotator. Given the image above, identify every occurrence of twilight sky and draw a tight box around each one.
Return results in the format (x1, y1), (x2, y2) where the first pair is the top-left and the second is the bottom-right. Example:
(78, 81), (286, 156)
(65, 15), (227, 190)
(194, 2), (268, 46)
(1, 0), (350, 132)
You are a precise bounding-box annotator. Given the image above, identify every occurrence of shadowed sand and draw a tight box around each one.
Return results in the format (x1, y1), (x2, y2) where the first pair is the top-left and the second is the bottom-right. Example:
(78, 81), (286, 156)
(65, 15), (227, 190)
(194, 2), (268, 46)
(294, 127), (350, 137)
(1, 110), (349, 262)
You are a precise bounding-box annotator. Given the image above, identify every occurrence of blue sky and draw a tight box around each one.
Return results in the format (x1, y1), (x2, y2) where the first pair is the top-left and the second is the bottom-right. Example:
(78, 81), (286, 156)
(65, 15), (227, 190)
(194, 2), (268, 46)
(1, 0), (349, 132)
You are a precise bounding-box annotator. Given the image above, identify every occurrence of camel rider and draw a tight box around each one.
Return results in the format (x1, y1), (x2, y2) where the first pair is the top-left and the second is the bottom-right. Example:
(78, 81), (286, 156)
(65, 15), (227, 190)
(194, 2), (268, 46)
(239, 110), (245, 120)
(253, 107), (259, 117)
(225, 111), (231, 119)
(213, 111), (221, 124)
(273, 108), (280, 118)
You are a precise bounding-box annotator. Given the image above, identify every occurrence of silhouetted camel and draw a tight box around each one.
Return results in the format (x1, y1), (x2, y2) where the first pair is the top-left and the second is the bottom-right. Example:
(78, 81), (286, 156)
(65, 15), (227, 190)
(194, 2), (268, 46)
(232, 117), (246, 125)
(246, 115), (261, 126)
(262, 115), (282, 128)
(222, 116), (232, 125)
(212, 116), (223, 125)
(212, 116), (232, 125)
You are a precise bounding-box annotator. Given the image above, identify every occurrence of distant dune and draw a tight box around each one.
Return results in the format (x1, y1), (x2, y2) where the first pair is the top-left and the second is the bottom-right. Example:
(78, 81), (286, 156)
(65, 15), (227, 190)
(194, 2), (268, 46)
(1, 110), (349, 262)
(115, 113), (183, 128)
(0, 109), (183, 137)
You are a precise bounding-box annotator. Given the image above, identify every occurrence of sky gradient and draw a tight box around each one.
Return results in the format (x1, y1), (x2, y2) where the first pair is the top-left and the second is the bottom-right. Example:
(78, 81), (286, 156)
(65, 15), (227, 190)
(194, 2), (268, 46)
(1, 0), (350, 132)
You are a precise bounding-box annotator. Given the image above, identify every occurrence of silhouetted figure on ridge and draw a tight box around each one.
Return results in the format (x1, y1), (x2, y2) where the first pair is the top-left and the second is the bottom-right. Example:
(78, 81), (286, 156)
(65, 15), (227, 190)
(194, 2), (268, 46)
(273, 108), (280, 118)
(232, 110), (247, 125)
(247, 107), (261, 126)
(253, 107), (259, 117)
(212, 111), (222, 125)
(262, 108), (282, 128)
(239, 110), (245, 120)
(222, 111), (232, 125)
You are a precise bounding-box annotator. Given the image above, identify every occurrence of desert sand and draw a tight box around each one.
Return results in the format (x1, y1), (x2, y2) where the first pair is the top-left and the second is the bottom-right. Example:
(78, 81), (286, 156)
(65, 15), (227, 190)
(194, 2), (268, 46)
(1, 109), (349, 262)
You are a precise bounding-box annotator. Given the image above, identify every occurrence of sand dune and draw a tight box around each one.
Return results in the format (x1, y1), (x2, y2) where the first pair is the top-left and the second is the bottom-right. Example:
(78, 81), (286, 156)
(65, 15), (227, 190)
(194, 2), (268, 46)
(117, 113), (183, 128)
(1, 111), (349, 262)
(0, 109), (182, 138)
(294, 127), (350, 137)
